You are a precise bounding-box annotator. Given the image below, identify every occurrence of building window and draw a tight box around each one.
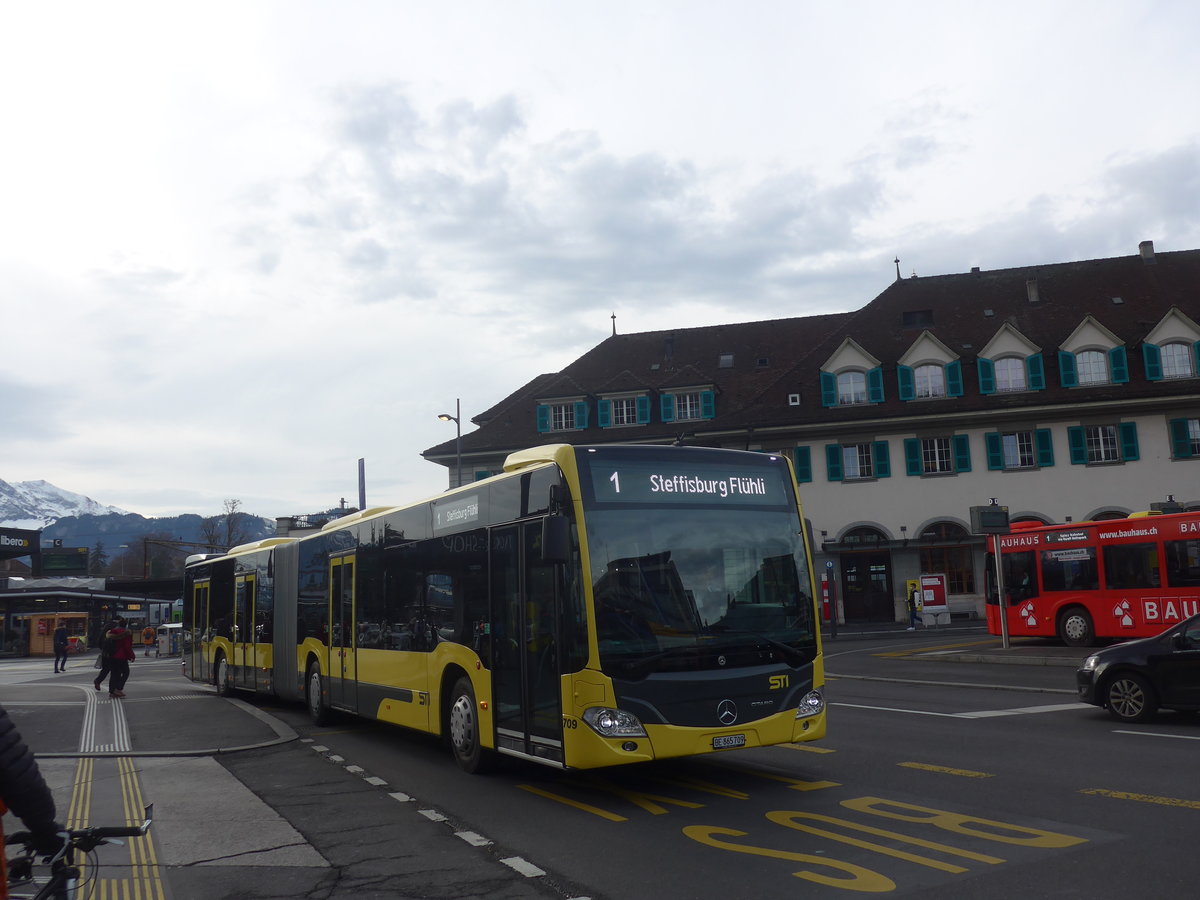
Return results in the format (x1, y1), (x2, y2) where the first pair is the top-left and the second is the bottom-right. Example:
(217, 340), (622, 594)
(611, 397), (637, 426)
(914, 364), (946, 399)
(550, 403), (576, 431)
(1162, 342), (1196, 379)
(994, 357), (1026, 392)
(825, 441), (891, 481)
(985, 429), (1054, 470)
(922, 437), (953, 473)
(905, 435), (971, 476)
(1075, 350), (1109, 385)
(919, 523), (976, 594)
(660, 390), (715, 422)
(676, 392), (702, 420)
(1068, 423), (1139, 465)
(838, 371), (867, 405)
(1169, 417), (1200, 459)
(842, 444), (874, 480)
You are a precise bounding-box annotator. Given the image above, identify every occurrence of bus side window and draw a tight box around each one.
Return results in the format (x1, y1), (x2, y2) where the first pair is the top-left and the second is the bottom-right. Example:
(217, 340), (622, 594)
(1004, 551), (1037, 600)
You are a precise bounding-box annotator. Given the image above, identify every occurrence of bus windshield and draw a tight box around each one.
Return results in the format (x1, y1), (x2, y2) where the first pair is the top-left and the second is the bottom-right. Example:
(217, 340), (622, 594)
(577, 447), (815, 678)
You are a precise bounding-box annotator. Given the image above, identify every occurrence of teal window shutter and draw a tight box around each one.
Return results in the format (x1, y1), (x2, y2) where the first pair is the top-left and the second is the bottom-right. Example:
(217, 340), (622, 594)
(1194, 341), (1200, 376)
(636, 395), (651, 424)
(1119, 422), (1139, 460)
(953, 434), (971, 472)
(903, 438), (922, 476)
(793, 447), (813, 483)
(946, 361), (964, 397)
(872, 440), (891, 478)
(820, 372), (837, 407)
(867, 367), (885, 403)
(660, 393), (675, 423)
(825, 444), (843, 482)
(1059, 351), (1078, 388)
(700, 390), (716, 419)
(898, 365), (915, 400)
(574, 401), (589, 429)
(535, 405), (550, 433)
(1109, 347), (1129, 384)
(1169, 419), (1193, 459)
(1142, 343), (1163, 381)
(1035, 429), (1055, 467)
(985, 432), (1004, 470)
(1067, 426), (1087, 464)
(1026, 353), (1046, 390)
(597, 399), (612, 428)
(978, 358), (995, 395)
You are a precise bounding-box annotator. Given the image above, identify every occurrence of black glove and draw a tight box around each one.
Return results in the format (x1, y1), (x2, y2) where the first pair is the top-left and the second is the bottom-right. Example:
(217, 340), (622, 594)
(31, 825), (67, 857)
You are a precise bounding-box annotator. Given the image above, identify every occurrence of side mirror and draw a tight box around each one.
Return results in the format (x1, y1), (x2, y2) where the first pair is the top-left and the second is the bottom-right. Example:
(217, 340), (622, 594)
(542, 515), (570, 564)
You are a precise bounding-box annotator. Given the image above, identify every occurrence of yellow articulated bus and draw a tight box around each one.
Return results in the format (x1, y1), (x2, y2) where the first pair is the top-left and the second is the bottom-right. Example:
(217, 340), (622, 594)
(183, 444), (826, 772)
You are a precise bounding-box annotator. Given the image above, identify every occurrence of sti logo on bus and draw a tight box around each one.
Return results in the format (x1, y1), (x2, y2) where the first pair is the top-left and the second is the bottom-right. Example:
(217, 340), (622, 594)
(769, 674), (789, 690)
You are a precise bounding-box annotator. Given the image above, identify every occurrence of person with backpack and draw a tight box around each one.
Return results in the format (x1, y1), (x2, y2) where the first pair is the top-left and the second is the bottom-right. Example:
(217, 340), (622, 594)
(93, 618), (134, 697)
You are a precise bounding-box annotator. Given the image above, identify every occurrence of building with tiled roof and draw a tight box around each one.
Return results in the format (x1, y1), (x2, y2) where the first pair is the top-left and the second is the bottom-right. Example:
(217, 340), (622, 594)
(424, 240), (1200, 625)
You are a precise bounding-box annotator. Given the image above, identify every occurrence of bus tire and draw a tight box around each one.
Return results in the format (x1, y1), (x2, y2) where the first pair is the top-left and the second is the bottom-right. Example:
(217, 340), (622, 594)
(1057, 607), (1094, 647)
(306, 661), (331, 726)
(448, 676), (492, 774)
(1105, 671), (1157, 723)
(215, 654), (233, 697)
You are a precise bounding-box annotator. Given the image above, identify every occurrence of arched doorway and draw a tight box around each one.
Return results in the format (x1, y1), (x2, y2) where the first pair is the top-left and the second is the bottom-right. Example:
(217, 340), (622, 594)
(839, 527), (894, 622)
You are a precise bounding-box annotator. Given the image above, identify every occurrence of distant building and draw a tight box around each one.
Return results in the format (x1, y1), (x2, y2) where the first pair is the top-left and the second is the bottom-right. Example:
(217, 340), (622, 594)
(423, 241), (1200, 625)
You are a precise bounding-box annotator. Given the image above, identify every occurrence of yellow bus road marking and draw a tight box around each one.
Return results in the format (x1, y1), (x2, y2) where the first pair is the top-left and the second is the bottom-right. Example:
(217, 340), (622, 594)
(517, 784), (629, 821)
(648, 774), (751, 799)
(1080, 788), (1200, 810)
(710, 761), (840, 792)
(899, 762), (994, 779)
(575, 776), (706, 814)
(780, 742), (836, 753)
(876, 639), (1000, 658)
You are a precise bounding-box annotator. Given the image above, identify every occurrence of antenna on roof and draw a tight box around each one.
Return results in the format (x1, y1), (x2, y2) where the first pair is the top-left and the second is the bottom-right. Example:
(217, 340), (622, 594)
(611, 312), (617, 336)
(894, 257), (901, 282)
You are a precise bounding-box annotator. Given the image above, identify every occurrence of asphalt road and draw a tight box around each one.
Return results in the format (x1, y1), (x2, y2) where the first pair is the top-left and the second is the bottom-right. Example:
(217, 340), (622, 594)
(4, 632), (1198, 899)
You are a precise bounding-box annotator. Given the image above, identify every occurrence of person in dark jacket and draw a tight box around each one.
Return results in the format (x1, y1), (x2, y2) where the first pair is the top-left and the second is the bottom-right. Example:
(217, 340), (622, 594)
(0, 701), (64, 884)
(103, 619), (135, 699)
(53, 623), (70, 673)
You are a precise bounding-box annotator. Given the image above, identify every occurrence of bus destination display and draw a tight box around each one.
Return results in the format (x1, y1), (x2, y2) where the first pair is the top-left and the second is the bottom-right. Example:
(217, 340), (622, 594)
(588, 459), (790, 506)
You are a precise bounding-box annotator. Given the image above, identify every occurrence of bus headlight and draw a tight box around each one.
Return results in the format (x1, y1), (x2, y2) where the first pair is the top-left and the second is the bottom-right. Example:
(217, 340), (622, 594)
(795, 688), (825, 719)
(582, 707), (648, 738)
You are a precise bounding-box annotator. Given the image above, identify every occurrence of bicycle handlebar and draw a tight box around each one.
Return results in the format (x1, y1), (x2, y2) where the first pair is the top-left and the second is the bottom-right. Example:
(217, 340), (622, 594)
(6, 805), (153, 851)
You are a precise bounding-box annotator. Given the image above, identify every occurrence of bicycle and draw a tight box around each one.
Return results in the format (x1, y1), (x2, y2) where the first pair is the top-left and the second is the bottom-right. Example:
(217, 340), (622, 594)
(5, 806), (152, 900)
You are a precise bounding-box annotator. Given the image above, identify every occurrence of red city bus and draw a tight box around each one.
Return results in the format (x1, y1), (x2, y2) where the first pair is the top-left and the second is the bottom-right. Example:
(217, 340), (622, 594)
(986, 511), (1200, 646)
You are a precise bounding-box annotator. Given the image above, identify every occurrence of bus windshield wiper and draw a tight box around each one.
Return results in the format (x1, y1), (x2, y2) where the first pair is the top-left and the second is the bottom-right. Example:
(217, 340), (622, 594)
(615, 644), (702, 678)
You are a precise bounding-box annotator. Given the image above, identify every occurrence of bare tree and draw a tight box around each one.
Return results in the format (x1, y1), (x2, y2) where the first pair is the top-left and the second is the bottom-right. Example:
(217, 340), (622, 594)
(89, 541), (110, 575)
(201, 499), (253, 551)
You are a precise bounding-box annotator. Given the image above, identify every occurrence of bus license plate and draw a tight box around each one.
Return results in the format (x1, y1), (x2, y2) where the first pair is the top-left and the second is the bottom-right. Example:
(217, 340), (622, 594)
(713, 734), (746, 749)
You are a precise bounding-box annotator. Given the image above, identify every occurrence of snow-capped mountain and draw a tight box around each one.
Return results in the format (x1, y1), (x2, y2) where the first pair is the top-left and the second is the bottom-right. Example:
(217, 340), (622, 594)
(0, 479), (130, 530)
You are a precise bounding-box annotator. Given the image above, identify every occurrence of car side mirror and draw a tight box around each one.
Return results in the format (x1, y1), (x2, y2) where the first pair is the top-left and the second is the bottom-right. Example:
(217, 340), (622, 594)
(1172, 633), (1189, 651)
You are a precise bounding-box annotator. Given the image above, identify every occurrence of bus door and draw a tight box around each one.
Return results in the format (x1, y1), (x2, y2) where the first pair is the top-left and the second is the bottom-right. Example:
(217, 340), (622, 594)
(233, 574), (255, 690)
(191, 578), (210, 682)
(329, 554), (358, 711)
(491, 521), (563, 763)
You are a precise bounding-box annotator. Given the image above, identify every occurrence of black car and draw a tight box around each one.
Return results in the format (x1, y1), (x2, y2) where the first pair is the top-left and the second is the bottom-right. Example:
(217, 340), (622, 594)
(1076, 613), (1200, 722)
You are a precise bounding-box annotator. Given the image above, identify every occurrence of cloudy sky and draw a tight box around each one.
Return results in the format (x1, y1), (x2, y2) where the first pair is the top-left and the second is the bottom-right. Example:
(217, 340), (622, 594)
(3, 1), (1198, 520)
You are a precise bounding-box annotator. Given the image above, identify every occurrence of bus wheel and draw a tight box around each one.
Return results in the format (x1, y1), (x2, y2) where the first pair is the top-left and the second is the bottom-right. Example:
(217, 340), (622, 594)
(448, 676), (491, 774)
(1106, 672), (1157, 723)
(306, 662), (331, 726)
(1058, 607), (1094, 647)
(215, 655), (233, 697)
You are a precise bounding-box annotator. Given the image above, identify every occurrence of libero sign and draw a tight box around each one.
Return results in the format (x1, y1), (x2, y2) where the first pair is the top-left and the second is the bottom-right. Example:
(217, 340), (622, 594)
(0, 527), (39, 559)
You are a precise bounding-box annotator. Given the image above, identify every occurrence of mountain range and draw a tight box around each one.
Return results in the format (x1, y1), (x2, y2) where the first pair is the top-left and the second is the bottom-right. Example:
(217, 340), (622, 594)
(0, 478), (275, 559)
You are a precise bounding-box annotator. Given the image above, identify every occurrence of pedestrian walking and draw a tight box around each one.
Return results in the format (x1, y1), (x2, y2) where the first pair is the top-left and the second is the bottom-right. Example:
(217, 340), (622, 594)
(53, 622), (70, 673)
(94, 617), (135, 697)
(1, 701), (65, 884)
(906, 583), (921, 631)
(142, 624), (156, 658)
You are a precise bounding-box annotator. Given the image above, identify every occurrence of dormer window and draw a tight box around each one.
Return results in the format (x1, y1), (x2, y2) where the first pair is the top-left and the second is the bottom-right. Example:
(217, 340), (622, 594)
(838, 371), (866, 405)
(898, 360), (963, 401)
(994, 357), (1026, 392)
(660, 388), (715, 422)
(536, 399), (589, 433)
(914, 364), (946, 399)
(1160, 342), (1197, 379)
(598, 393), (650, 428)
(1058, 347), (1128, 387)
(819, 367), (884, 407)
(1076, 349), (1109, 385)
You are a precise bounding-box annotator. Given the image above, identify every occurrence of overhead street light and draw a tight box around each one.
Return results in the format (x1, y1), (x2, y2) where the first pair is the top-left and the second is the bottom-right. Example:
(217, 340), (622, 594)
(438, 398), (463, 488)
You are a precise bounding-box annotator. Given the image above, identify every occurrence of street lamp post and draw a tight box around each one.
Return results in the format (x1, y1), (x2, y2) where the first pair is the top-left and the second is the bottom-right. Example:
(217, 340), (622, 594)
(438, 398), (463, 488)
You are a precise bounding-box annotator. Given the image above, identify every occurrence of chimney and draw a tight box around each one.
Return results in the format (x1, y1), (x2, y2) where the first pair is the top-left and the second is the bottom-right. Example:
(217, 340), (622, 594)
(1025, 277), (1039, 304)
(1139, 240), (1156, 264)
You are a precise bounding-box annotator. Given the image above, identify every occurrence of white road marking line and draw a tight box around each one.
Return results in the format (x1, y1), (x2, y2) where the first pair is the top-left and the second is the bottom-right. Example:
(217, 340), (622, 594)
(1114, 729), (1200, 741)
(833, 701), (1087, 718)
(500, 857), (546, 877)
